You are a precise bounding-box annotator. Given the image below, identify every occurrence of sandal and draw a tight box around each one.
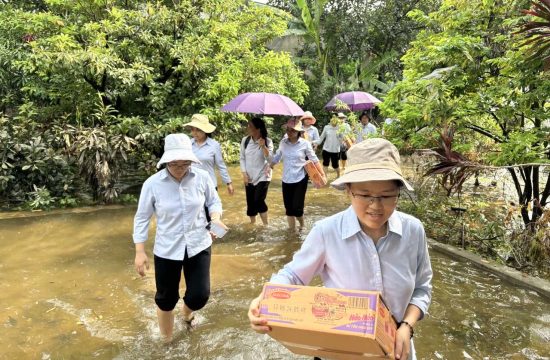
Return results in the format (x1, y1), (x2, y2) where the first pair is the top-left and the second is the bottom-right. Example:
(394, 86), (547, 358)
(184, 316), (195, 329)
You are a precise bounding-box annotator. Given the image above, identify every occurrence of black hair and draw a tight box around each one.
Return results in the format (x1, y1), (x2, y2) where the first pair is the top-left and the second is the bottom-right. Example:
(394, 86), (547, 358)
(250, 117), (268, 140)
(360, 111), (370, 121)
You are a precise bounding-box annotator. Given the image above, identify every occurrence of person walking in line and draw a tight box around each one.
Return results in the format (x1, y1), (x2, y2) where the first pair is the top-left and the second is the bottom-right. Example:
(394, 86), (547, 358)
(133, 134), (227, 343)
(248, 138), (433, 360)
(356, 110), (378, 143)
(272, 119), (325, 230)
(336, 112), (353, 171)
(314, 115), (343, 178)
(300, 111), (320, 150)
(240, 117), (273, 225)
(184, 114), (234, 196)
(184, 114), (234, 225)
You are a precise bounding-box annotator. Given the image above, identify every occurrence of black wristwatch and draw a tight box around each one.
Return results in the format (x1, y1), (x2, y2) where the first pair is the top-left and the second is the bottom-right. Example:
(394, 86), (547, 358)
(398, 321), (414, 338)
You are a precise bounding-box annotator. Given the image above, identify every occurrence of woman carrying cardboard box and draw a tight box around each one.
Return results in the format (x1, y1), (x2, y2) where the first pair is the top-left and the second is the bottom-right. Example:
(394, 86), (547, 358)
(271, 118), (326, 230)
(248, 138), (433, 360)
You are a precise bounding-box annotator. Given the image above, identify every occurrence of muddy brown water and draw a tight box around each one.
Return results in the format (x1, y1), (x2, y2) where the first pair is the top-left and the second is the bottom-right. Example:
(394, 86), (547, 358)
(1, 166), (549, 359)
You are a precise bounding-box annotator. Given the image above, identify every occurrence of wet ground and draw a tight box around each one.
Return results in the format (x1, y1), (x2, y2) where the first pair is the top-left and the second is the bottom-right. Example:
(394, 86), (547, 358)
(1, 166), (549, 359)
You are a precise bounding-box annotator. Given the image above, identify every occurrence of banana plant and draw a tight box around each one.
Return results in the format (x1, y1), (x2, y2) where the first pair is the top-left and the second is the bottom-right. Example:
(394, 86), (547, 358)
(295, 0), (329, 73)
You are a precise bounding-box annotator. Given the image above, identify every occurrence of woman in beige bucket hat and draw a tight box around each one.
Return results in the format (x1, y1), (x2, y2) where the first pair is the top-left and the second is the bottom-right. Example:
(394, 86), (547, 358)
(133, 133), (228, 342)
(184, 114), (234, 221)
(249, 138), (432, 360)
(299, 111), (320, 149)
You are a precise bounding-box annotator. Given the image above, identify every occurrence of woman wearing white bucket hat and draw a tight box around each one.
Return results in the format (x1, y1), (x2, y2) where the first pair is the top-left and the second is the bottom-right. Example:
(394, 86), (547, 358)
(133, 133), (228, 342)
(249, 138), (432, 360)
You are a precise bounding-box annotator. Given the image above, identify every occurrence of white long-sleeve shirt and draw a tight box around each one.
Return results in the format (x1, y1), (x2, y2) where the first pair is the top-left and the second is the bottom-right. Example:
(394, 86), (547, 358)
(314, 124), (341, 153)
(270, 206), (433, 358)
(239, 136), (274, 185)
(133, 167), (222, 260)
(191, 137), (232, 187)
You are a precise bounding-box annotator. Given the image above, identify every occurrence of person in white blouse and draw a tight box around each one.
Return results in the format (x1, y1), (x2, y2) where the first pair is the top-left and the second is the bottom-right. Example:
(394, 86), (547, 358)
(314, 115), (343, 178)
(248, 138), (432, 360)
(272, 119), (324, 229)
(133, 133), (227, 343)
(300, 111), (320, 150)
(184, 114), (234, 196)
(184, 114), (234, 226)
(240, 117), (273, 225)
(356, 110), (378, 143)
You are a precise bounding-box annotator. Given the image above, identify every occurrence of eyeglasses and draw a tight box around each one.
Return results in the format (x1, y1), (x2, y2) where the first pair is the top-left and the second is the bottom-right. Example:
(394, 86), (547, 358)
(167, 162), (192, 169)
(350, 192), (399, 206)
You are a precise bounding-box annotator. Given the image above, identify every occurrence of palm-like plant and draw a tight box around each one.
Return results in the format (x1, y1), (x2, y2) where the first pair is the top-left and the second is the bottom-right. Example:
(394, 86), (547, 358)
(518, 0), (550, 69)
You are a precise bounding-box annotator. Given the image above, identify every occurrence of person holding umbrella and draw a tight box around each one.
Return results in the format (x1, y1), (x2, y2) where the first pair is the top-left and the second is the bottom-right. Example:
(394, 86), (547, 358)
(240, 117), (274, 225)
(133, 133), (227, 342)
(248, 138), (432, 360)
(271, 119), (325, 229)
(183, 114), (234, 223)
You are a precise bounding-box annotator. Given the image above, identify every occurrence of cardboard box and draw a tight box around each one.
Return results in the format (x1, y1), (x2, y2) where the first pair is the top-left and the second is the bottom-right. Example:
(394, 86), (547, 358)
(259, 283), (396, 359)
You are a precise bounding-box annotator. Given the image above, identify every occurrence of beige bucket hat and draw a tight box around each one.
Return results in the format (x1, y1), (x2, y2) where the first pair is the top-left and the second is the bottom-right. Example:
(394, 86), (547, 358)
(337, 112), (348, 119)
(331, 138), (413, 191)
(300, 111), (316, 125)
(183, 114), (216, 133)
(157, 133), (200, 168)
(285, 118), (304, 132)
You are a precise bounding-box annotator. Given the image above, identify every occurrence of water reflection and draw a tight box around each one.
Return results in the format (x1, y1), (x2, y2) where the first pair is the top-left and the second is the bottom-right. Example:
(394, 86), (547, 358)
(0, 166), (548, 359)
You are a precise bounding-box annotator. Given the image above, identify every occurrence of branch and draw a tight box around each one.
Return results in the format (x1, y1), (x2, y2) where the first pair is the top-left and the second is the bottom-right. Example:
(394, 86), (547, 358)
(464, 123), (505, 143)
(489, 111), (507, 136)
(507, 168), (523, 202)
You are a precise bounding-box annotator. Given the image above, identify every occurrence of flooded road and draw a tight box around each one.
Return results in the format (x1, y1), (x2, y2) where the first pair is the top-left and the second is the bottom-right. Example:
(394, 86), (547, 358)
(1, 166), (549, 359)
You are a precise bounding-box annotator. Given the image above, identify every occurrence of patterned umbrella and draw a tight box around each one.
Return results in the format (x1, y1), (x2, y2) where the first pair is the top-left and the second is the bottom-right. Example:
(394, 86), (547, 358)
(324, 91), (381, 112)
(221, 92), (305, 116)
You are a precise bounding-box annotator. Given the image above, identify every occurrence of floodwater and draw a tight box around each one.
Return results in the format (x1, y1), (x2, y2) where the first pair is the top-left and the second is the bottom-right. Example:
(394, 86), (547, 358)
(1, 166), (549, 360)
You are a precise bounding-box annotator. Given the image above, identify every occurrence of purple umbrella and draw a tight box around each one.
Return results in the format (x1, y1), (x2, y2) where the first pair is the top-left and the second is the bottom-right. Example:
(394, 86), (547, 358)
(221, 92), (305, 116)
(324, 91), (381, 112)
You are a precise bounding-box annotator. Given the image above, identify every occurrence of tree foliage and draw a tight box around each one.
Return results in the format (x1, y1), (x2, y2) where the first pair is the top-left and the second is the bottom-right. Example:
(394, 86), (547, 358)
(0, 0), (308, 207)
(269, 0), (441, 116)
(381, 0), (550, 237)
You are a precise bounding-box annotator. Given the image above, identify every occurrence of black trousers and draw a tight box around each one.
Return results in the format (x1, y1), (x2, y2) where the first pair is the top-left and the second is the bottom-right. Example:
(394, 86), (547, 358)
(154, 247), (211, 312)
(322, 150), (339, 168)
(245, 181), (270, 216)
(282, 176), (308, 217)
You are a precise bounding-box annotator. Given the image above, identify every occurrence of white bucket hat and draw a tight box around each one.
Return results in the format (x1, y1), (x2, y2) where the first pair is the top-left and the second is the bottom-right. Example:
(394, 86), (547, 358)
(157, 134), (200, 168)
(183, 114), (216, 133)
(337, 112), (348, 119)
(331, 138), (413, 191)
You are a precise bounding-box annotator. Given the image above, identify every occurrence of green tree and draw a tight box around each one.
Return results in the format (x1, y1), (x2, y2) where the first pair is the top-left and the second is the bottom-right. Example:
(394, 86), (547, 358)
(269, 0), (440, 118)
(381, 0), (550, 235)
(0, 0), (308, 206)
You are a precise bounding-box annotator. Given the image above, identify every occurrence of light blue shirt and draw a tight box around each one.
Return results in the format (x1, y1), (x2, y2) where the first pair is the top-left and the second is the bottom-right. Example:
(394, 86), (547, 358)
(191, 137), (232, 187)
(303, 125), (320, 144)
(133, 167), (222, 260)
(272, 137), (319, 183)
(315, 124), (341, 153)
(239, 136), (274, 185)
(270, 206), (433, 325)
(356, 123), (378, 143)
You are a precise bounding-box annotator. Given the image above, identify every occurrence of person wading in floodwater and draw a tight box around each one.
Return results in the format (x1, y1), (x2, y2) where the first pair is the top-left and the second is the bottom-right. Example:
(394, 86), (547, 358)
(133, 133), (227, 343)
